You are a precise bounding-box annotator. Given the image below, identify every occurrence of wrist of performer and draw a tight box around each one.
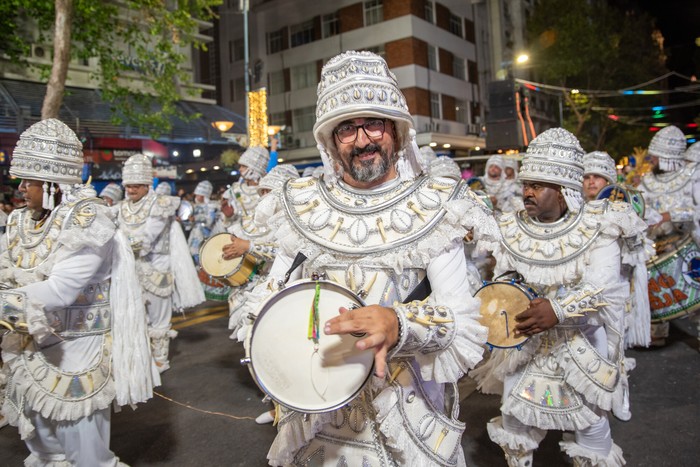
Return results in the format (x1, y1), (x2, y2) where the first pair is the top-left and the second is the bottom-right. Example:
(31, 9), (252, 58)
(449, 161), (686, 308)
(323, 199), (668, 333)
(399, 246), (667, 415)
(551, 299), (567, 324)
(388, 301), (455, 359)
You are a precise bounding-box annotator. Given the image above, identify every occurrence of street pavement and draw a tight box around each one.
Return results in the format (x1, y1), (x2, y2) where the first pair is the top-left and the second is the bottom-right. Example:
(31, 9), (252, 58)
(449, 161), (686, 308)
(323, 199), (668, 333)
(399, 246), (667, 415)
(1, 302), (699, 466)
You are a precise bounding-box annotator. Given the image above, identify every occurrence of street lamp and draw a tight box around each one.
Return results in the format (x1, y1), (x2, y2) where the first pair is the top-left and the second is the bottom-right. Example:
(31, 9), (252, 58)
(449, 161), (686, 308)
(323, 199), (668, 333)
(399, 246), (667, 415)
(212, 121), (234, 133)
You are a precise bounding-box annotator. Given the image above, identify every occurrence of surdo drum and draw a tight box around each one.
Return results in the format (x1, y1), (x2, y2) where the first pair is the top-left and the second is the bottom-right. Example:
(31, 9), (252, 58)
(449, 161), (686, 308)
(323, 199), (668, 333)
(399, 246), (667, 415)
(198, 233), (256, 287)
(475, 280), (535, 350)
(241, 279), (375, 413)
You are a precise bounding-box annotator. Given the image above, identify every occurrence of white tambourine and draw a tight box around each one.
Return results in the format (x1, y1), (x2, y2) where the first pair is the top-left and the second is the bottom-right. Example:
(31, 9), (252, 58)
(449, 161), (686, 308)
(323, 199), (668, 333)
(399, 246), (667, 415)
(241, 279), (374, 413)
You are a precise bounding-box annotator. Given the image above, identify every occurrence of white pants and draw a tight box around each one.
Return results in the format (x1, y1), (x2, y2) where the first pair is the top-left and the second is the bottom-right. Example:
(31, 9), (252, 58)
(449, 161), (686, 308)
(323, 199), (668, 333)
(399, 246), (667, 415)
(24, 407), (119, 467)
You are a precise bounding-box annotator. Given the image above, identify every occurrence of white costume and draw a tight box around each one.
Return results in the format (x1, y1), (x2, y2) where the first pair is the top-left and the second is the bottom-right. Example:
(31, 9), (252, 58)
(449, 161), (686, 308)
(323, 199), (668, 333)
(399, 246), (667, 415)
(234, 51), (491, 467)
(98, 183), (123, 206)
(117, 154), (203, 372)
(0, 119), (157, 466)
(480, 155), (522, 213)
(475, 128), (648, 467)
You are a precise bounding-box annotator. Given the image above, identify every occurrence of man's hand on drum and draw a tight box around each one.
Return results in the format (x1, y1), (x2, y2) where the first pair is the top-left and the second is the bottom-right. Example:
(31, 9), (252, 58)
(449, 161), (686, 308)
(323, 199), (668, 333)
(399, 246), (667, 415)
(221, 199), (235, 218)
(514, 298), (558, 336)
(650, 212), (671, 230)
(324, 305), (399, 379)
(222, 235), (250, 260)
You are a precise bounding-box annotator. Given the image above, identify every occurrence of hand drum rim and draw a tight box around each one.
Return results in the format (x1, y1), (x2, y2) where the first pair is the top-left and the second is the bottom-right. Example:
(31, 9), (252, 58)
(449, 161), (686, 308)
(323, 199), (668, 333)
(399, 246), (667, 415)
(198, 233), (253, 286)
(596, 184), (645, 218)
(475, 281), (533, 349)
(244, 279), (374, 413)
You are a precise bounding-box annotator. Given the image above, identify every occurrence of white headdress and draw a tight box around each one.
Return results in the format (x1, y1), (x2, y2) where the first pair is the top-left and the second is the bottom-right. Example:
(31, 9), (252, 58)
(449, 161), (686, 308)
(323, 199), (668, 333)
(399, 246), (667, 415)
(10, 118), (84, 209)
(312, 50), (422, 186)
(155, 182), (172, 195)
(485, 155), (505, 180)
(194, 180), (213, 198)
(583, 151), (617, 183)
(418, 146), (438, 166)
(122, 154), (153, 186)
(685, 141), (700, 163)
(503, 157), (519, 173)
(519, 128), (585, 212)
(100, 182), (124, 202)
(258, 164), (299, 195)
(647, 125), (687, 172)
(239, 146), (269, 181)
(429, 156), (461, 180)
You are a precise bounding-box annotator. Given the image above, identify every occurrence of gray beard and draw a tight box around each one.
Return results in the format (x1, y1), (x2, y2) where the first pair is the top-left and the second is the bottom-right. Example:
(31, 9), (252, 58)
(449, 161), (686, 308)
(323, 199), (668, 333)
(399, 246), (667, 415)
(343, 148), (392, 183)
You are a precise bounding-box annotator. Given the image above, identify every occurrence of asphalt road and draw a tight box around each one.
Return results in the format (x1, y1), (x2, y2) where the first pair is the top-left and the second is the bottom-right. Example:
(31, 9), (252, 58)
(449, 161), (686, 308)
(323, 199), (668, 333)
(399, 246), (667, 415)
(1, 303), (699, 466)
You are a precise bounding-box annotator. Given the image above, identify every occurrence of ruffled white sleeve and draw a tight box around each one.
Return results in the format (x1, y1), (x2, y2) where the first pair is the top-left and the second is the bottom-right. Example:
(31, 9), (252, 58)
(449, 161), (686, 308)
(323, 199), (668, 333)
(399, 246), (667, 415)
(389, 241), (487, 384)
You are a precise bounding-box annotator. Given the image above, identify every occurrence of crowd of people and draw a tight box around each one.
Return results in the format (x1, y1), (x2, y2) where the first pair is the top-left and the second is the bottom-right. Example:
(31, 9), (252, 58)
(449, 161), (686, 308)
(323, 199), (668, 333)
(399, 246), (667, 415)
(0, 50), (698, 466)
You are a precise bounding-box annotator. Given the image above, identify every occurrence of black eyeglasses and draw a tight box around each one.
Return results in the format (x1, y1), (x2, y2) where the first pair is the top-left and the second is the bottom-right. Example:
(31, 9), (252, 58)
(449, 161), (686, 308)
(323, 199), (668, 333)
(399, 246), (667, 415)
(333, 119), (386, 144)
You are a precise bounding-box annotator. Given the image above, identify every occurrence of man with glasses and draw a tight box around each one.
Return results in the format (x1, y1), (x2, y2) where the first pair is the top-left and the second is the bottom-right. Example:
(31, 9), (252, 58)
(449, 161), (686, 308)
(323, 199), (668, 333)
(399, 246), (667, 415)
(232, 51), (495, 466)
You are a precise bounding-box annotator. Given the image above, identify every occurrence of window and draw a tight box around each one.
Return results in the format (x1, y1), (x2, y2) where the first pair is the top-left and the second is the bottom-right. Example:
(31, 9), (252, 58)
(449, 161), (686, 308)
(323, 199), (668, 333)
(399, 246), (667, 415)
(428, 45), (439, 72)
(267, 29), (284, 54)
(233, 77), (246, 102)
(430, 92), (442, 119)
(291, 62), (317, 91)
(449, 13), (463, 38)
(291, 20), (315, 47)
(364, 0), (383, 27)
(269, 111), (286, 127)
(228, 40), (233, 63)
(293, 106), (316, 132)
(468, 60), (478, 84)
(453, 57), (466, 80)
(366, 44), (386, 59)
(455, 99), (468, 124)
(322, 13), (339, 38)
(233, 38), (244, 62)
(464, 18), (476, 43)
(424, 1), (434, 23)
(269, 70), (285, 95)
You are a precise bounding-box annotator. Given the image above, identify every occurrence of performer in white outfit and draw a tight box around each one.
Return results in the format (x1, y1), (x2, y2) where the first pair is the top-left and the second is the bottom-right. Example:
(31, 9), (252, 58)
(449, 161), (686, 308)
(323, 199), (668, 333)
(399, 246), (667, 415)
(233, 51), (493, 466)
(474, 128), (648, 466)
(117, 154), (203, 372)
(582, 151), (617, 202)
(480, 155), (522, 213)
(0, 119), (158, 466)
(98, 182), (123, 207)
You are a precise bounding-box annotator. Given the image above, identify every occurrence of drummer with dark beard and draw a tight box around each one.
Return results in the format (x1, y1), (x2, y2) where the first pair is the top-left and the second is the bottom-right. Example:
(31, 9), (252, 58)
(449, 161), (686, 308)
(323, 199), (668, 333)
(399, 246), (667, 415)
(229, 51), (495, 466)
(472, 128), (647, 467)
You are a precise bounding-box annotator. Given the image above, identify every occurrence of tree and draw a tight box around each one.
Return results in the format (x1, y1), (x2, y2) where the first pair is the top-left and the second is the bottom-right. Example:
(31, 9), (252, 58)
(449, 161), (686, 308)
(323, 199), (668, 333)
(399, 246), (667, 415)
(0, 0), (221, 136)
(526, 0), (667, 153)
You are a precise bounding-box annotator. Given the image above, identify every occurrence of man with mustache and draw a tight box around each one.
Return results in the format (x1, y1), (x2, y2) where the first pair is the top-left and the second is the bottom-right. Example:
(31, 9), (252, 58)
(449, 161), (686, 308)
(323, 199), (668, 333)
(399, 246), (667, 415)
(231, 51), (495, 466)
(0, 119), (157, 465)
(474, 128), (647, 466)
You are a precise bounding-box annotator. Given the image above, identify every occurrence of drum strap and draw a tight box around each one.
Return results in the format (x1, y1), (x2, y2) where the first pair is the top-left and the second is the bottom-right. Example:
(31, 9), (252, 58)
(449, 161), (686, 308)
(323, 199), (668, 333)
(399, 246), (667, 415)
(283, 252), (307, 284)
(403, 276), (432, 303)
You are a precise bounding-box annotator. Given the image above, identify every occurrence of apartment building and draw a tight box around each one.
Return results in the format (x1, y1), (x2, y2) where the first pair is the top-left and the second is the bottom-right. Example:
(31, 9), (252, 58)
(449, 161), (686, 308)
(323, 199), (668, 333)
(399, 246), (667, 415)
(217, 0), (486, 162)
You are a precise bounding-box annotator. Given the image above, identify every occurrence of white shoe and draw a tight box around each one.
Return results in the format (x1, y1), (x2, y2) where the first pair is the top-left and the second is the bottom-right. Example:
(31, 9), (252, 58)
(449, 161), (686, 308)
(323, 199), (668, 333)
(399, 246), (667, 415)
(255, 410), (274, 424)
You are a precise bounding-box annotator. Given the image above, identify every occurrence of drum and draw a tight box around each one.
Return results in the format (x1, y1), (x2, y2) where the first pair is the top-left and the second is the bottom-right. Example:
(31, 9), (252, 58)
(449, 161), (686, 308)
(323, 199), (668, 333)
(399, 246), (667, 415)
(596, 184), (645, 218)
(475, 281), (535, 349)
(198, 233), (256, 287)
(647, 235), (700, 322)
(241, 280), (374, 413)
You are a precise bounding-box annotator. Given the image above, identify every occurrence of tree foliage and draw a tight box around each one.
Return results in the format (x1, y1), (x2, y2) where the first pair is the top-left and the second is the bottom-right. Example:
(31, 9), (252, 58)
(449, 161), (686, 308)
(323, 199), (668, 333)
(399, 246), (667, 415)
(0, 0), (222, 137)
(527, 0), (667, 154)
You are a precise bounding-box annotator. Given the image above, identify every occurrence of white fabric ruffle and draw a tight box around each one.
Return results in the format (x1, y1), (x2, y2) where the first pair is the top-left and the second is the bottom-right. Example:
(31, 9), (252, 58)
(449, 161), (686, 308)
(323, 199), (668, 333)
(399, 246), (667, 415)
(560, 435), (626, 467)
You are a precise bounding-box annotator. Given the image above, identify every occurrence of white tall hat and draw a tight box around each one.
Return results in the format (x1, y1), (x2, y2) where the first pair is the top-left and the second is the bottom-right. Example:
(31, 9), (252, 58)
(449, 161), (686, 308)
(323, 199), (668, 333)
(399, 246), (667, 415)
(239, 146), (269, 181)
(10, 118), (83, 185)
(258, 164), (299, 194)
(301, 166), (316, 178)
(503, 157), (519, 172)
(648, 125), (687, 171)
(312, 51), (422, 185)
(419, 146), (438, 165)
(429, 156), (461, 180)
(583, 151), (617, 183)
(519, 128), (585, 212)
(685, 141), (700, 163)
(155, 181), (172, 195)
(122, 154), (153, 186)
(100, 182), (124, 201)
(194, 180), (213, 198)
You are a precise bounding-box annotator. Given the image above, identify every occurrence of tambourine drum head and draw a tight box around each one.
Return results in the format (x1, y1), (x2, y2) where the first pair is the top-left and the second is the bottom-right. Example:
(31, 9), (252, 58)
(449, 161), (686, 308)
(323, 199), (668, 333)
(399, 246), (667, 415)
(476, 282), (531, 348)
(248, 281), (374, 413)
(199, 233), (242, 277)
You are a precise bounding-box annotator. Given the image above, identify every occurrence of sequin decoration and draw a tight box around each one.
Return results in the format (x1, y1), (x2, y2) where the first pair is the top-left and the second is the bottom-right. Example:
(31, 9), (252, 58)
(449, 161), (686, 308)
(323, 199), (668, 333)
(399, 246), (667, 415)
(521, 380), (536, 401)
(66, 375), (86, 398)
(541, 385), (555, 407)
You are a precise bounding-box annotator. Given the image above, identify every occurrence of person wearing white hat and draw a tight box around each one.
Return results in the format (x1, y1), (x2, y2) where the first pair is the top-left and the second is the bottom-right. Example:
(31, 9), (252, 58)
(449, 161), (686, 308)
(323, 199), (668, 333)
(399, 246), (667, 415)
(582, 151), (618, 201)
(117, 154), (204, 372)
(0, 119), (158, 465)
(230, 50), (493, 465)
(472, 128), (647, 467)
(480, 155), (522, 212)
(99, 182), (124, 206)
(638, 125), (700, 346)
